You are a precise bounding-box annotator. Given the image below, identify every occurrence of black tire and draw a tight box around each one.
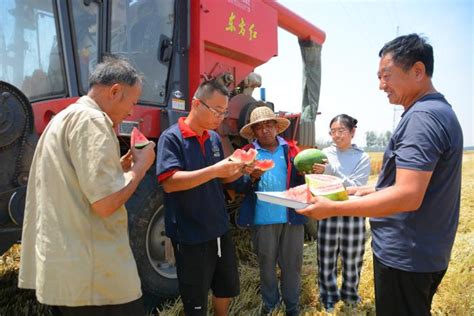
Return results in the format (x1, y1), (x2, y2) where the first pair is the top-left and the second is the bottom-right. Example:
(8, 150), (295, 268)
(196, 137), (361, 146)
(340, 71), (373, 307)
(0, 229), (21, 255)
(126, 173), (179, 309)
(237, 102), (272, 132)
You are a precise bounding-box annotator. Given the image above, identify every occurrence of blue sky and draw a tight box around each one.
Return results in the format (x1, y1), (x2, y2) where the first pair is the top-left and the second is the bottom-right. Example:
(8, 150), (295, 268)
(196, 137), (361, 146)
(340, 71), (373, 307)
(255, 0), (473, 147)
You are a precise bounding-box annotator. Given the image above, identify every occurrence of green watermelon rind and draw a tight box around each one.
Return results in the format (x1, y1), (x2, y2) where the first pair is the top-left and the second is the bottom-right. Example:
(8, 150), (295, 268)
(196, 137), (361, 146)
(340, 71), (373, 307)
(294, 149), (327, 173)
(305, 174), (348, 201)
(310, 188), (349, 201)
(134, 141), (150, 149)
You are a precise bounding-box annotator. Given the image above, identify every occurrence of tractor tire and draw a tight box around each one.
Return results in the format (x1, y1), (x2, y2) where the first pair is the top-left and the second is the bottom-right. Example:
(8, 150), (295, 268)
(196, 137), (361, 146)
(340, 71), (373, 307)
(126, 173), (179, 310)
(238, 101), (272, 132)
(0, 229), (21, 255)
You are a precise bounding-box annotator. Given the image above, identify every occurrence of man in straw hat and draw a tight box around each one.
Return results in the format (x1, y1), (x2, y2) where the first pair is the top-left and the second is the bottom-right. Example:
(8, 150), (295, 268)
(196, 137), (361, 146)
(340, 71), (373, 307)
(235, 105), (307, 316)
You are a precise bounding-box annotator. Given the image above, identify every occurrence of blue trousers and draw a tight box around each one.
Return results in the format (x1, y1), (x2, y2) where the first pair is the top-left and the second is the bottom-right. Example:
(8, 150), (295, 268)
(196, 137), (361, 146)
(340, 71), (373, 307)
(251, 224), (304, 314)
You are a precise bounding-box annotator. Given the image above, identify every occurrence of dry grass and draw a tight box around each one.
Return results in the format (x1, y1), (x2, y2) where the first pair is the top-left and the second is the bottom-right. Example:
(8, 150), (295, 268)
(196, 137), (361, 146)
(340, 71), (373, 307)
(367, 152), (384, 176)
(0, 245), (52, 315)
(158, 152), (474, 316)
(2, 152), (473, 315)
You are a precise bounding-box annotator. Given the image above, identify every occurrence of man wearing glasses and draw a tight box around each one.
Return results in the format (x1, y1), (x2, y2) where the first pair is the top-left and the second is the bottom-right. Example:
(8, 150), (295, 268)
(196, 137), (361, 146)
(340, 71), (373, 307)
(156, 79), (249, 316)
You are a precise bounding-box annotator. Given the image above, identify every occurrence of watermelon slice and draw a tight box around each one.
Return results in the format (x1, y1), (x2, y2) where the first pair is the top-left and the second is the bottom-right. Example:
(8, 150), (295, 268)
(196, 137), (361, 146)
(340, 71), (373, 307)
(305, 174), (349, 201)
(282, 174), (348, 204)
(229, 148), (257, 164)
(254, 159), (275, 171)
(130, 127), (150, 149)
(282, 184), (312, 204)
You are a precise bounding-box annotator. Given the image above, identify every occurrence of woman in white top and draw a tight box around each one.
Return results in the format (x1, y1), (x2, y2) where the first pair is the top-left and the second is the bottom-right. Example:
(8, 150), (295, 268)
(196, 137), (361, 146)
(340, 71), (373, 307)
(312, 114), (371, 312)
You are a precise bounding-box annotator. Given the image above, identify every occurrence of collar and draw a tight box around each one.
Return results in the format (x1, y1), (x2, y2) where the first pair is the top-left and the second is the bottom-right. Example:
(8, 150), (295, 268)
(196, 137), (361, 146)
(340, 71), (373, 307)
(252, 136), (287, 150)
(331, 143), (362, 153)
(401, 92), (445, 117)
(77, 96), (114, 127)
(178, 117), (210, 141)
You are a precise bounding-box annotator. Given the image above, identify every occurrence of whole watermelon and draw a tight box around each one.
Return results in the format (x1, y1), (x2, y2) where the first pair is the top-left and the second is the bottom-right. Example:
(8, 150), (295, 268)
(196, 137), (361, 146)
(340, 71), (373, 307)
(294, 148), (327, 173)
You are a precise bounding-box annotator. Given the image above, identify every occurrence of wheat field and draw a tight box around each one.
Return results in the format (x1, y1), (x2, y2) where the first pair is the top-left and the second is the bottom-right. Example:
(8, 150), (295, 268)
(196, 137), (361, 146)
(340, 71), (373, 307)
(1, 152), (473, 315)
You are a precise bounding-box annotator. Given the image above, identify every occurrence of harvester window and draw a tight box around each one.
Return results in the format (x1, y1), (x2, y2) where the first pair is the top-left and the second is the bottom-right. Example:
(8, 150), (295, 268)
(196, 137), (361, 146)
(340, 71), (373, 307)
(109, 0), (175, 105)
(0, 0), (66, 100)
(71, 0), (99, 93)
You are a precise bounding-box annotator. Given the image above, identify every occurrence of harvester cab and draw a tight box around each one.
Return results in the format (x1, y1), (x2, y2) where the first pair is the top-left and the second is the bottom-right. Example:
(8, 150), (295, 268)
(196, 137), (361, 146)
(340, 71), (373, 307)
(0, 0), (325, 305)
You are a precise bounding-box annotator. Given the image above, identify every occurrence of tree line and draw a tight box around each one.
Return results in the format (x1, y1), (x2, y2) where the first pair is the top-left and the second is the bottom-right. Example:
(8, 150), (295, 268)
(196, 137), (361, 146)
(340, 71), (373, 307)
(365, 130), (392, 151)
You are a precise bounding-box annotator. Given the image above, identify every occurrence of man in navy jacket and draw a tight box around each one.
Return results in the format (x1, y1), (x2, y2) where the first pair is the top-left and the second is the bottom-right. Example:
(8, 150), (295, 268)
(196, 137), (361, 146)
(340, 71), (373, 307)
(235, 106), (307, 316)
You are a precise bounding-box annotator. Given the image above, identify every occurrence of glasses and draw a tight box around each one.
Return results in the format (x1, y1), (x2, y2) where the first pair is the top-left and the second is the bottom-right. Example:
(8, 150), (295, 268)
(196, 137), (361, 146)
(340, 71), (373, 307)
(196, 98), (228, 118)
(329, 128), (349, 135)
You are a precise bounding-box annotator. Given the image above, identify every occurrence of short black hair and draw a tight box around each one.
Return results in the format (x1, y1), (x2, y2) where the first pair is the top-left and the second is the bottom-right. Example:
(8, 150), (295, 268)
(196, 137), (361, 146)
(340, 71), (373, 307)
(379, 33), (434, 77)
(194, 79), (230, 101)
(330, 114), (358, 131)
(89, 55), (142, 88)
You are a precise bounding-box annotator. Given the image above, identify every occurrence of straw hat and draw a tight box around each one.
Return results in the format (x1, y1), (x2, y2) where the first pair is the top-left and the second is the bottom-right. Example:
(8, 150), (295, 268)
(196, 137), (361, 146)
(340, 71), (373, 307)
(239, 106), (290, 140)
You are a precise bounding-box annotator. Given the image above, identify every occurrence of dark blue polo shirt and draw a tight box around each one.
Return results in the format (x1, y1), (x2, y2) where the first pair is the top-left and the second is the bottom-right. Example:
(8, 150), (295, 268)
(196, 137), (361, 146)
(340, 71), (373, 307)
(371, 93), (463, 272)
(156, 117), (229, 244)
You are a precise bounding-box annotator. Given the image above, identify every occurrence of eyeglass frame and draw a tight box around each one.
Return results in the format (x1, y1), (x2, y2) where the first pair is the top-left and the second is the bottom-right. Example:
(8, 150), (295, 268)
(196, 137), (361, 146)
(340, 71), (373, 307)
(328, 127), (350, 136)
(195, 98), (229, 118)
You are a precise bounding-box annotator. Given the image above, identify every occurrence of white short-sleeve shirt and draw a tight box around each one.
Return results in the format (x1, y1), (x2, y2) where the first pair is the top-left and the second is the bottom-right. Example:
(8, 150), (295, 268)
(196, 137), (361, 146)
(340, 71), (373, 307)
(18, 96), (142, 306)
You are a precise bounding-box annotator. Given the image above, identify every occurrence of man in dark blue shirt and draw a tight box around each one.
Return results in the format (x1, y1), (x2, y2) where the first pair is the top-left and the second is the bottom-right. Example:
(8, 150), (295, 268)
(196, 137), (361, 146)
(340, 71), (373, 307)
(156, 80), (247, 316)
(297, 34), (463, 315)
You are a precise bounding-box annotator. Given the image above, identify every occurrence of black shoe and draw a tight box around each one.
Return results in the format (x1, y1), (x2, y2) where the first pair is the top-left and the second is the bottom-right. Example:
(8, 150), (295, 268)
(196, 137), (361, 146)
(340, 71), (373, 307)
(344, 299), (360, 309)
(324, 303), (335, 313)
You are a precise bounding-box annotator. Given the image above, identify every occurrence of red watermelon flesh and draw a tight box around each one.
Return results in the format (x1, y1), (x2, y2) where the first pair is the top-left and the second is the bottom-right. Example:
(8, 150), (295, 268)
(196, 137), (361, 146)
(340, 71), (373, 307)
(282, 184), (312, 203)
(254, 159), (275, 171)
(130, 127), (150, 149)
(229, 148), (257, 164)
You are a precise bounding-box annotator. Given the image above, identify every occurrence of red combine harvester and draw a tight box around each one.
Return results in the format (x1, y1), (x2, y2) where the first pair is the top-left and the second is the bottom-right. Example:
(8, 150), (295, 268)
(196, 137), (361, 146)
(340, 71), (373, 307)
(0, 0), (325, 303)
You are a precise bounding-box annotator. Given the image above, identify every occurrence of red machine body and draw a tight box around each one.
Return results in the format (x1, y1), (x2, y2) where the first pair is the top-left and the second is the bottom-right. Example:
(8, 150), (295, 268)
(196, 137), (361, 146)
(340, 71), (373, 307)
(0, 0), (325, 303)
(26, 1), (325, 138)
(189, 0), (325, 101)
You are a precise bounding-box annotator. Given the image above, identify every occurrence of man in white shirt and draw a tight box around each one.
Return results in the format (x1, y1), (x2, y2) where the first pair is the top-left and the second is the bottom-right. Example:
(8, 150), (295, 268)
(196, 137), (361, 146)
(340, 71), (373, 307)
(18, 56), (155, 315)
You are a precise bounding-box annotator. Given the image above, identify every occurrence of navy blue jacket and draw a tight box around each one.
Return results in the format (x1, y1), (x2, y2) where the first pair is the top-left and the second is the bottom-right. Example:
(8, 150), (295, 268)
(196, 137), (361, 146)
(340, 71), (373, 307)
(156, 120), (229, 244)
(234, 140), (307, 227)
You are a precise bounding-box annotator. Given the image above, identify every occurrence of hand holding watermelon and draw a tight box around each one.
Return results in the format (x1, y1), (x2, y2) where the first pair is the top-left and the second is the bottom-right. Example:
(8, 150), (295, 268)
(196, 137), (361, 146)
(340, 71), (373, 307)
(212, 157), (245, 179)
(130, 141), (156, 174)
(311, 160), (328, 174)
(129, 128), (156, 173)
(120, 150), (133, 171)
(247, 159), (275, 182)
(241, 163), (256, 175)
(249, 168), (264, 182)
(294, 148), (328, 174)
(295, 194), (338, 220)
